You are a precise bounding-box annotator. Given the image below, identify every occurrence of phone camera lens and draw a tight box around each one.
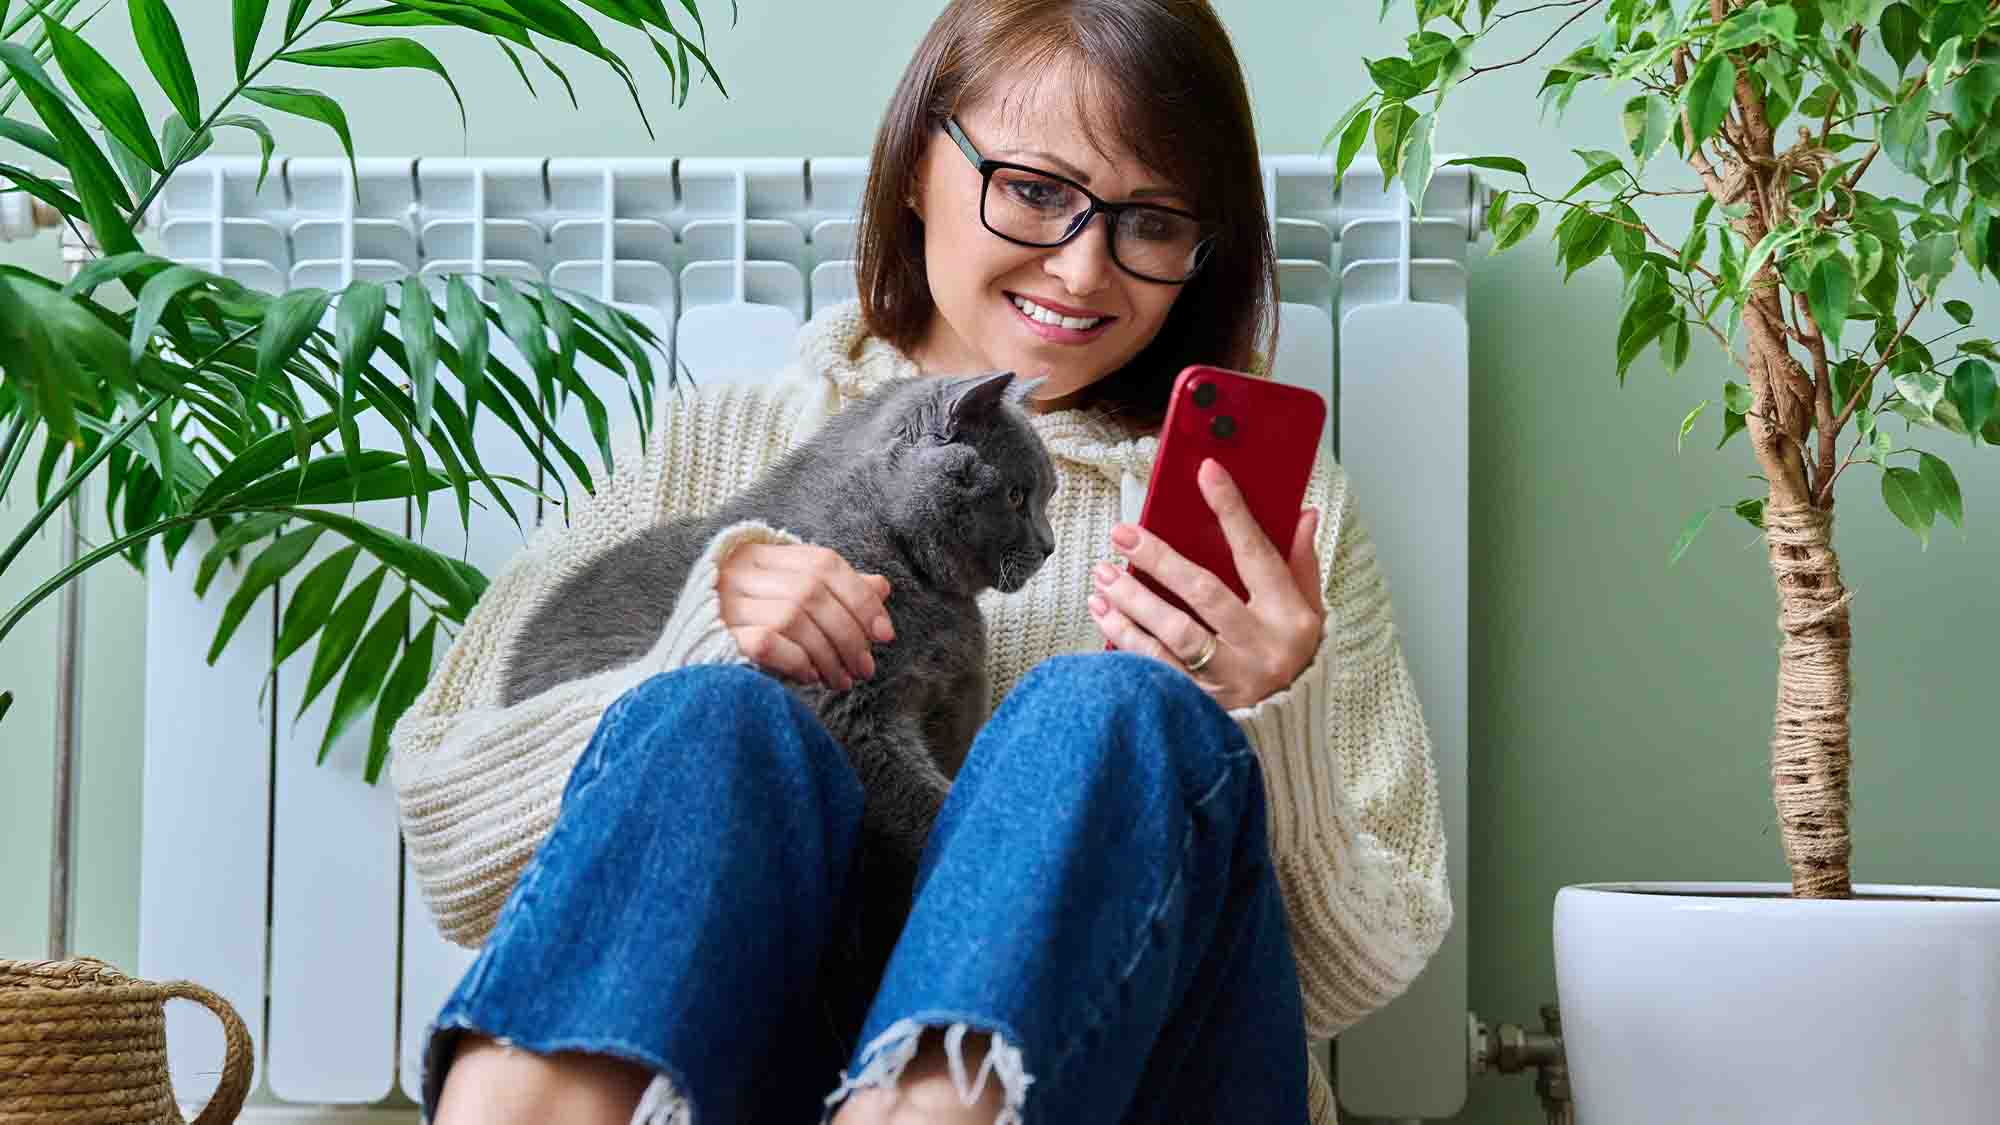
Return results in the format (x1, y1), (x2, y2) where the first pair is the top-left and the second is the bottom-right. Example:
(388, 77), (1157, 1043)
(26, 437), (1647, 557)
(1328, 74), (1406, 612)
(1211, 414), (1236, 440)
(1192, 382), (1217, 408)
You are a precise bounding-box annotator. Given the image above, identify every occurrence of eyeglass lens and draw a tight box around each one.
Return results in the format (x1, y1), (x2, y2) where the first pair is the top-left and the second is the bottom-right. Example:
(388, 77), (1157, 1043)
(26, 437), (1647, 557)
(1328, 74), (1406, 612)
(982, 167), (1204, 281)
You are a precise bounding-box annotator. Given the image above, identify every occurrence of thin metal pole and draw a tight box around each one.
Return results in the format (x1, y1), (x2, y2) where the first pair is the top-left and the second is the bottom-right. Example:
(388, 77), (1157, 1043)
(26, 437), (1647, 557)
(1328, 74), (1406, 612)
(47, 482), (85, 960)
(48, 227), (93, 961)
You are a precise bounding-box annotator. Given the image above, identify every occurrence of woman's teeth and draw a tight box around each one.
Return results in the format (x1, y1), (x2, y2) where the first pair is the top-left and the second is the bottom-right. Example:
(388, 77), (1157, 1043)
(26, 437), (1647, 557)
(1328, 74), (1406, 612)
(1012, 295), (1103, 331)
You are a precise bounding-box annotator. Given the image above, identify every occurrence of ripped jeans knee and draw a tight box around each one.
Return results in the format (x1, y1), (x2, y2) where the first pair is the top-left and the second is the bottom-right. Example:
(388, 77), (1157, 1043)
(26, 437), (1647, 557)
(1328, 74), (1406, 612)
(820, 1017), (1034, 1125)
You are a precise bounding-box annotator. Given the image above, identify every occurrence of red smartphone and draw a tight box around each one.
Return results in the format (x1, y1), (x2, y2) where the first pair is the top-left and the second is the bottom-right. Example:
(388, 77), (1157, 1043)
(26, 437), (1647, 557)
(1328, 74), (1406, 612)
(1111, 364), (1326, 639)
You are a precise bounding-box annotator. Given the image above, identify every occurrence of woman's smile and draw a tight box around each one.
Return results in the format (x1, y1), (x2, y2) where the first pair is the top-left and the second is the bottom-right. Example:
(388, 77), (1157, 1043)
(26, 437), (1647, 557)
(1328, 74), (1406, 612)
(1005, 290), (1117, 344)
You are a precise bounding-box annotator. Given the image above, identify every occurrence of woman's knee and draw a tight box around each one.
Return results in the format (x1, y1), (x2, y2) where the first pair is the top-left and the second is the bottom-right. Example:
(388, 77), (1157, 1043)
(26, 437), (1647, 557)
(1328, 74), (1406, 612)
(1008, 652), (1248, 791)
(580, 663), (862, 812)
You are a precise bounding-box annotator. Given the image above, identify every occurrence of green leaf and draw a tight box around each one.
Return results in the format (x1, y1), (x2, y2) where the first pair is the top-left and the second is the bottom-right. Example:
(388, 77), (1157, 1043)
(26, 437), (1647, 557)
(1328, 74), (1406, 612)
(1492, 202), (1539, 253)
(1562, 210), (1615, 279)
(1442, 155), (1528, 177)
(1403, 111), (1437, 216)
(208, 525), (326, 664)
(160, 114), (211, 168)
(1951, 62), (2000, 132)
(1669, 507), (1714, 565)
(255, 287), (332, 412)
(1372, 100), (1419, 180)
(399, 276), (440, 436)
(1806, 252), (1854, 353)
(1686, 53), (1736, 149)
(1852, 231), (1885, 289)
(129, 263), (210, 364)
(278, 37), (466, 133)
(317, 587), (410, 765)
(1948, 358), (1996, 436)
(335, 279), (387, 496)
(128, 0), (202, 130)
(1678, 399), (1709, 451)
(1365, 55), (1427, 99)
(43, 16), (163, 171)
(212, 114), (275, 191)
(234, 0), (271, 80)
(1660, 317), (1691, 373)
(1622, 94), (1671, 170)
(1879, 2), (1920, 72)
(296, 563), (387, 720)
(189, 414), (340, 513)
(274, 542), (360, 666)
(1906, 231), (1956, 294)
(1882, 88), (1932, 176)
(1880, 465), (1934, 546)
(281, 506), (482, 617)
(243, 85), (355, 183)
(367, 615), (436, 782)
(0, 115), (61, 162)
(1333, 98), (1375, 186)
(445, 275), (489, 424)
(1733, 498), (1767, 529)
(1917, 451), (1963, 528)
(1944, 299), (1974, 325)
(284, 0), (312, 38)
(1723, 380), (1755, 414)
(1322, 92), (1375, 152)
(1560, 151), (1626, 200)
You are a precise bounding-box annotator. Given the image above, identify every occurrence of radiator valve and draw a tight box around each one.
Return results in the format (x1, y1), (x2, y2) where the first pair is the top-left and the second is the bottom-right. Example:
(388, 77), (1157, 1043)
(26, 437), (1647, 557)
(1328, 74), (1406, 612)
(1470, 1004), (1571, 1125)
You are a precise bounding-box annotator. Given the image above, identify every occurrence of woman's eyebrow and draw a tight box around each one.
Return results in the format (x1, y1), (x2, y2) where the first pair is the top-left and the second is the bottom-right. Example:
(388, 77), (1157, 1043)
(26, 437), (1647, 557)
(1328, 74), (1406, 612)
(992, 146), (1180, 200)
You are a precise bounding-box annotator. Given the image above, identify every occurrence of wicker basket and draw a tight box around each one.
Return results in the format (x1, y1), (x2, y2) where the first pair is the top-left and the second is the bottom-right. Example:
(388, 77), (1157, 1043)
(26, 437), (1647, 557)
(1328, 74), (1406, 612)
(0, 957), (252, 1124)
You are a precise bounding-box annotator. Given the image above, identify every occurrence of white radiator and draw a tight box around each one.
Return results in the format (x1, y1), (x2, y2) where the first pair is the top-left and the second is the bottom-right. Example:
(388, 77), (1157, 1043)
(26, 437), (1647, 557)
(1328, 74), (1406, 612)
(137, 153), (1474, 1120)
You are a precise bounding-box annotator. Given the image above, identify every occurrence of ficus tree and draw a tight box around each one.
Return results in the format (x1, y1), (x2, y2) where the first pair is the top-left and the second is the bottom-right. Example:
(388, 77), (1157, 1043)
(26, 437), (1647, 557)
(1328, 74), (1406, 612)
(1335, 0), (2000, 899)
(0, 0), (731, 776)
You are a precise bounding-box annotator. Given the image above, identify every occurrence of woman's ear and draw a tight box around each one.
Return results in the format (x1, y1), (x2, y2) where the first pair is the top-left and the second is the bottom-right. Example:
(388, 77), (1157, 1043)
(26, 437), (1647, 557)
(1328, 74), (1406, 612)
(906, 170), (926, 221)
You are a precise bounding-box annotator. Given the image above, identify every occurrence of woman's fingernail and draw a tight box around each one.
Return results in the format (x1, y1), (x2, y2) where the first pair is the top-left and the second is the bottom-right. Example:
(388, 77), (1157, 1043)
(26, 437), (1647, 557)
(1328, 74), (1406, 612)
(1088, 594), (1108, 617)
(1110, 524), (1137, 550)
(1093, 562), (1119, 586)
(874, 616), (895, 642)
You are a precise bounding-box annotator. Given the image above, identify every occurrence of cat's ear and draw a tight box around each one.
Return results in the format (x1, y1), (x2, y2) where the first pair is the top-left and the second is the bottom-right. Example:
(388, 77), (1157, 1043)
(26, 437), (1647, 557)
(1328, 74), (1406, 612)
(943, 371), (1017, 433)
(1005, 376), (1046, 407)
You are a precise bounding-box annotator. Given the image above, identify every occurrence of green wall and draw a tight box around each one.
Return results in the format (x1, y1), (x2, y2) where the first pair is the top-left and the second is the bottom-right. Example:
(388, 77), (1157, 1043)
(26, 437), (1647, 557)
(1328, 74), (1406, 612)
(4, 4), (1996, 1122)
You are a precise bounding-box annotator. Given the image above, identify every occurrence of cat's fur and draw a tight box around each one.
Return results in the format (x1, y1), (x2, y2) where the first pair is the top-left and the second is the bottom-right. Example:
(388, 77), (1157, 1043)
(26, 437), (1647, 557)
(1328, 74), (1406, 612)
(503, 370), (1057, 876)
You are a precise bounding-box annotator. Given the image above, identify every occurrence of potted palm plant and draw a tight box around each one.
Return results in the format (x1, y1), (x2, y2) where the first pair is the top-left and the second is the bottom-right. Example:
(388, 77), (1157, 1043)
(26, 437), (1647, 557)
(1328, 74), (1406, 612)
(0, 0), (730, 773)
(1346, 0), (2000, 1120)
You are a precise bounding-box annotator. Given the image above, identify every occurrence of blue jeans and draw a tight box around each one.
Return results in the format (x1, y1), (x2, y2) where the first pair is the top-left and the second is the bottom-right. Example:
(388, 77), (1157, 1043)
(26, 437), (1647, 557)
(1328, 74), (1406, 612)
(418, 652), (1308, 1124)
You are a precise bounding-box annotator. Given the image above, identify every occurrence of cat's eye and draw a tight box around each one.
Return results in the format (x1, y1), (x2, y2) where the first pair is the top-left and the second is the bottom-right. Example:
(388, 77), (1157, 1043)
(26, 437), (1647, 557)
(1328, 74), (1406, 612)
(1007, 486), (1026, 510)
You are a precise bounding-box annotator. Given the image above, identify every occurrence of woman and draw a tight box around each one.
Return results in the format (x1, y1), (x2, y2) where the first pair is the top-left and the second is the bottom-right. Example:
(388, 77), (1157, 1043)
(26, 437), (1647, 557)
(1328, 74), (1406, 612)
(390, 1), (1452, 1123)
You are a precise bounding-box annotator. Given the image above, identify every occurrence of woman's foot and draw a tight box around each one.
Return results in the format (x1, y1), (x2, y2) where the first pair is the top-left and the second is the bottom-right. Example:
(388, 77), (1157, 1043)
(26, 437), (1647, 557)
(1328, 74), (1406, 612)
(831, 1027), (1009, 1125)
(431, 1033), (652, 1125)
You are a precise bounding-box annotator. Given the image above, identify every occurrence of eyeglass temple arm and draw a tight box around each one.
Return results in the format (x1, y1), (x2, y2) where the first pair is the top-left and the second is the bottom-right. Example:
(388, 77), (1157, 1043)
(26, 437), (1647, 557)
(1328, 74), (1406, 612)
(943, 118), (985, 169)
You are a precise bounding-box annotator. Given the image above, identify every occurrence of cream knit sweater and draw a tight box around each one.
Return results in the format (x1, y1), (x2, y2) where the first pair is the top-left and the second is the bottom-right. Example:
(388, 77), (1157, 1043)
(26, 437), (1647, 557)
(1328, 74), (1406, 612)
(389, 299), (1452, 1120)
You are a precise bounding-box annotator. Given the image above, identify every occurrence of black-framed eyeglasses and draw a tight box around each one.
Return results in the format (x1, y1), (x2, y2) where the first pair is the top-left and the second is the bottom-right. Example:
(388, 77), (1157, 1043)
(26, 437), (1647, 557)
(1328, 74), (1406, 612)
(943, 117), (1216, 285)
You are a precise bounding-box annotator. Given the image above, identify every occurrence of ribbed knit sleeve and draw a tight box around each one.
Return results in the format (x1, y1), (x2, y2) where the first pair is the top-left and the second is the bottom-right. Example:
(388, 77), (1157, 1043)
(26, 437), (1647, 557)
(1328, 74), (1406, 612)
(1227, 459), (1454, 1040)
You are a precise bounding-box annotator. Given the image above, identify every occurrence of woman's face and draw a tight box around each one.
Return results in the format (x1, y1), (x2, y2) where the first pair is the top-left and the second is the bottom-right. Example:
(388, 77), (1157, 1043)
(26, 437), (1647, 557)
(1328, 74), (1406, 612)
(907, 69), (1190, 411)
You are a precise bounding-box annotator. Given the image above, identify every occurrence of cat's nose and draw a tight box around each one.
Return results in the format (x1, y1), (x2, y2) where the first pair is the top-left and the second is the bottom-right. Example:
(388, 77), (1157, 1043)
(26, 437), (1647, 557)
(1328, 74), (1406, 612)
(1039, 540), (1055, 560)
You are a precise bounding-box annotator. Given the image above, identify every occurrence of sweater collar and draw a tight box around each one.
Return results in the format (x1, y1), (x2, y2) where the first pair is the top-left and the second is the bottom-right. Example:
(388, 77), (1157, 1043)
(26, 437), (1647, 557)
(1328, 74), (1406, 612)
(798, 299), (1159, 480)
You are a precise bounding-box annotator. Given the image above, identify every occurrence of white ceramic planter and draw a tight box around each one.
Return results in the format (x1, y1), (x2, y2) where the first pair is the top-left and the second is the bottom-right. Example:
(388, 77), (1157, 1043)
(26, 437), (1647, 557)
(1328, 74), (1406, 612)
(1553, 882), (2000, 1124)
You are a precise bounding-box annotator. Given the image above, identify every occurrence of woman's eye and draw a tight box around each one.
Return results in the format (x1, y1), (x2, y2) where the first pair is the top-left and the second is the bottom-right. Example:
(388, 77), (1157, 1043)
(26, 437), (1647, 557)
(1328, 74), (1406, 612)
(1007, 486), (1025, 510)
(1005, 178), (1068, 211)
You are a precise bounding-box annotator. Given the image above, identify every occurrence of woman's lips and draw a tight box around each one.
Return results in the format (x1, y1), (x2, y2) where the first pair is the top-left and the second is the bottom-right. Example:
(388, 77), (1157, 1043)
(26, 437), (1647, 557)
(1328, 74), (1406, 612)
(1007, 292), (1114, 345)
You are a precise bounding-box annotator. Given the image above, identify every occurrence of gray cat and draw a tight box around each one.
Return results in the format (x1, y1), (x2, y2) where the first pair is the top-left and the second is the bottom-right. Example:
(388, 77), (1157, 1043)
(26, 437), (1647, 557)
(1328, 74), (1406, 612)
(503, 370), (1057, 876)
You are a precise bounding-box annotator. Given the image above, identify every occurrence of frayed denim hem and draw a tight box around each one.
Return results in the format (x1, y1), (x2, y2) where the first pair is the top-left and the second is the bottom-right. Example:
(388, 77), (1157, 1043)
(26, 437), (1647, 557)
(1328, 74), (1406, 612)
(630, 1072), (695, 1124)
(819, 1017), (1034, 1125)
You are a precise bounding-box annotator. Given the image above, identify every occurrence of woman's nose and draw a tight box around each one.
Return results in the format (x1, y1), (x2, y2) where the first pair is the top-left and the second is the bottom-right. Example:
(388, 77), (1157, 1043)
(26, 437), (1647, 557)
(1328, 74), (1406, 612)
(1043, 214), (1114, 296)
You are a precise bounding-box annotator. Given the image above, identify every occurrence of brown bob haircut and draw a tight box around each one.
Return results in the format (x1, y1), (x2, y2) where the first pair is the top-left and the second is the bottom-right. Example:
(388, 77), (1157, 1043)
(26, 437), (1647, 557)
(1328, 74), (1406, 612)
(854, 0), (1278, 432)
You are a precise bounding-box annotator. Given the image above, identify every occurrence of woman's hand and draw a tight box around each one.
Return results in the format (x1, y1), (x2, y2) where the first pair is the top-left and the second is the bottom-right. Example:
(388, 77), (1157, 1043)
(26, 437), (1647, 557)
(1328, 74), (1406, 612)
(717, 543), (895, 690)
(1089, 459), (1324, 711)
